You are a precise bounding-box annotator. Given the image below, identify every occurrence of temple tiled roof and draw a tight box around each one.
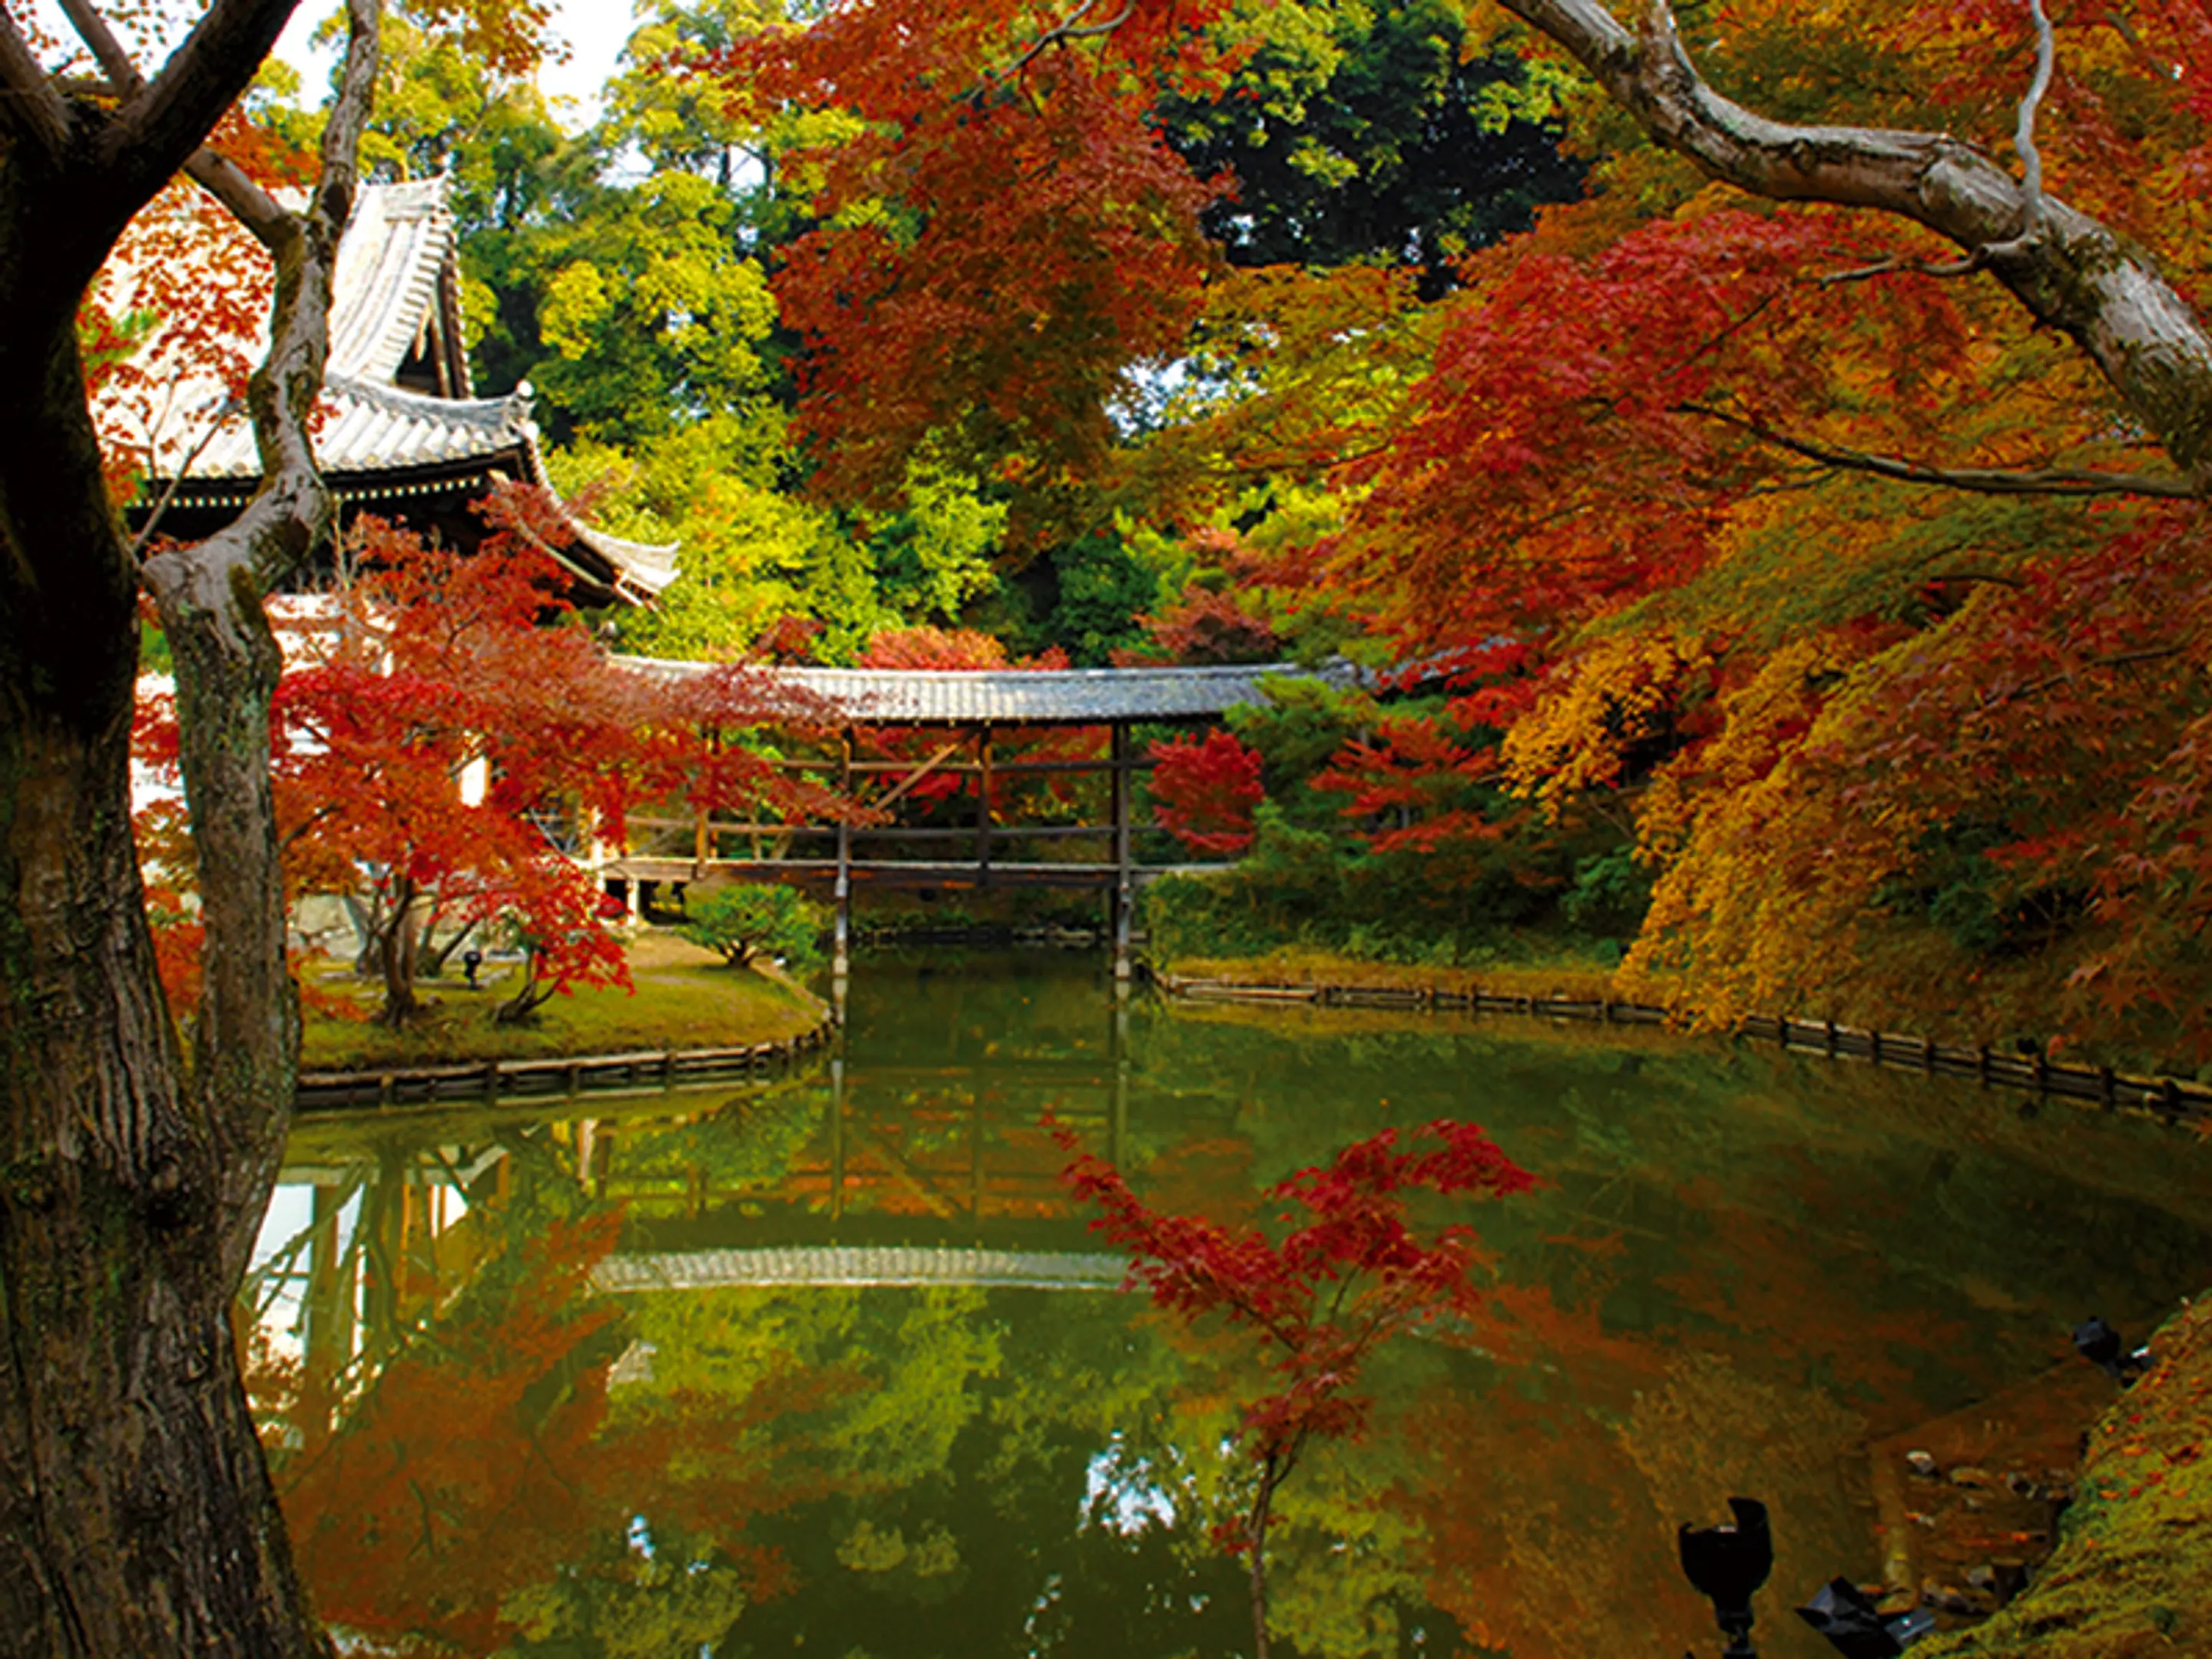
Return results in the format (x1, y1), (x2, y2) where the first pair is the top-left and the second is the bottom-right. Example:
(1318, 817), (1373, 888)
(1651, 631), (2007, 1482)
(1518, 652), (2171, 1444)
(188, 376), (530, 482)
(326, 178), (465, 386)
(624, 658), (1362, 724)
(100, 178), (677, 602)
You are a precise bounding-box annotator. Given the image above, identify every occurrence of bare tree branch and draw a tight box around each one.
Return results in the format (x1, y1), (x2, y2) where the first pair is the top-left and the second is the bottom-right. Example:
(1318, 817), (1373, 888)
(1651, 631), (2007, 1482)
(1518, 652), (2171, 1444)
(55, 0), (134, 87)
(100, 0), (300, 208)
(127, 396), (243, 560)
(1820, 252), (1983, 286)
(185, 147), (290, 238)
(0, 5), (74, 153)
(140, 0), (379, 1284)
(1495, 0), (2212, 491)
(2013, 0), (2056, 227)
(989, 0), (1134, 84)
(57, 0), (292, 233)
(1677, 400), (2199, 498)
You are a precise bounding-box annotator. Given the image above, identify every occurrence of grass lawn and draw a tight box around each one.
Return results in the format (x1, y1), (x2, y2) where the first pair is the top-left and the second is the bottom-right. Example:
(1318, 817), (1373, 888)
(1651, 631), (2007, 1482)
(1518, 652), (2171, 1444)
(300, 928), (825, 1071)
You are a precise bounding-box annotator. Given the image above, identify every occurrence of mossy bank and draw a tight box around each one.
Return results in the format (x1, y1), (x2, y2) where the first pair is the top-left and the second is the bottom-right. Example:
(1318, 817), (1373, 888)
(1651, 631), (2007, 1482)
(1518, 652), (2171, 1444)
(1918, 1297), (2212, 1658)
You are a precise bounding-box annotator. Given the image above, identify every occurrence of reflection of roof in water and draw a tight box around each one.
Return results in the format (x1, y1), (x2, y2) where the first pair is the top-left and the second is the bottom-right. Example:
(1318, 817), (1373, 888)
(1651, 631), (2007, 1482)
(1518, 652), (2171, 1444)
(593, 1245), (1129, 1293)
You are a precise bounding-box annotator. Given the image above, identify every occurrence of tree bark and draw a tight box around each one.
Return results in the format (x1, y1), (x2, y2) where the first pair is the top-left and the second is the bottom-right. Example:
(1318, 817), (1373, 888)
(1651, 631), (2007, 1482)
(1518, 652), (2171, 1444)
(1495, 0), (2212, 492)
(0, 0), (376, 1649)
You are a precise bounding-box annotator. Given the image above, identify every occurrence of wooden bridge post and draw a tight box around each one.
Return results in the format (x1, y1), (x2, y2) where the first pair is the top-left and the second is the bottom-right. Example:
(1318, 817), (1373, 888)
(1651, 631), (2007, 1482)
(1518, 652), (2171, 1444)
(829, 1052), (846, 1220)
(1111, 994), (1131, 1166)
(834, 730), (853, 980)
(977, 724), (994, 885)
(1110, 720), (1134, 982)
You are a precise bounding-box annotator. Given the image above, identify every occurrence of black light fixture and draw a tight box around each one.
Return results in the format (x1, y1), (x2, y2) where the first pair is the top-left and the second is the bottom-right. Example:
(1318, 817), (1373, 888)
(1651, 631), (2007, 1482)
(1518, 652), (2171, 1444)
(1678, 1497), (1773, 1657)
(1795, 1576), (1938, 1657)
(2073, 1316), (2152, 1384)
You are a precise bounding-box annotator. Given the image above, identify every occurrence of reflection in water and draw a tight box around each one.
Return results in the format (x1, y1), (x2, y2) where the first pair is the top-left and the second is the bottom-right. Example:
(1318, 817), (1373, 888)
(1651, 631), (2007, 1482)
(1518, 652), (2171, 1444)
(253, 952), (2212, 1657)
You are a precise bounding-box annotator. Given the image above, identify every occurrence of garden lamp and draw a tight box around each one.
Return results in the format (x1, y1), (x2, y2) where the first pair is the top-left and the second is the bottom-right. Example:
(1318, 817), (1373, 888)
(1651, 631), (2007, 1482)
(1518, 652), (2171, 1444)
(1678, 1496), (1772, 1657)
(1795, 1576), (1937, 1657)
(2072, 1316), (2151, 1384)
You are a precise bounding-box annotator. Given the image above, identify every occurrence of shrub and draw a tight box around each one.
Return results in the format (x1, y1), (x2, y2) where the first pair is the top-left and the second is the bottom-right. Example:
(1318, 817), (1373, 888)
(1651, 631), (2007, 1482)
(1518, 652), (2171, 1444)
(678, 883), (826, 970)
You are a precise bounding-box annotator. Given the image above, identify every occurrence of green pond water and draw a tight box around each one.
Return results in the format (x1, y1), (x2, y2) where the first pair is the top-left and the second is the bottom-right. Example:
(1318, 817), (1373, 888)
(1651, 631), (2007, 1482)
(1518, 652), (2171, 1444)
(255, 951), (2212, 1659)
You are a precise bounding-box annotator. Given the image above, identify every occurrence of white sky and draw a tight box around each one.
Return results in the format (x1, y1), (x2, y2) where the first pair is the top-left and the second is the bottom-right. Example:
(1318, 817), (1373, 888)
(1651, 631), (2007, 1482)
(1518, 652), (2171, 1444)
(276, 0), (641, 131)
(26, 0), (640, 129)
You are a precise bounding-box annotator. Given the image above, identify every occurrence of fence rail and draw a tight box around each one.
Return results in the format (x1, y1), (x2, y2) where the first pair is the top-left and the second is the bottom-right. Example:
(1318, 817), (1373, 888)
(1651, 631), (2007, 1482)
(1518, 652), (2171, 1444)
(296, 1018), (834, 1113)
(1157, 975), (2212, 1126)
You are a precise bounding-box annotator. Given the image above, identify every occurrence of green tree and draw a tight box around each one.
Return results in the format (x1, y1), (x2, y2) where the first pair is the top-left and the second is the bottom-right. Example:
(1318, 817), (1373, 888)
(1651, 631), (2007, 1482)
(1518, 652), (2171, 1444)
(1160, 0), (1584, 297)
(680, 882), (827, 969)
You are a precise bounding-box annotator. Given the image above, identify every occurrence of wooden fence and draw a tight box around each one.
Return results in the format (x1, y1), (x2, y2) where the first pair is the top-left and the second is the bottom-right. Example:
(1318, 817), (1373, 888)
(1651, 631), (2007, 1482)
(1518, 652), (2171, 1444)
(296, 1018), (833, 1114)
(1157, 974), (2212, 1127)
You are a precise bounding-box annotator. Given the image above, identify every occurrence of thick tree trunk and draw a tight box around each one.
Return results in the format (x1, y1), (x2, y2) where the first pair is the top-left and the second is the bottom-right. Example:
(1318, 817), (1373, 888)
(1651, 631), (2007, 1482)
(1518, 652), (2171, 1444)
(0, 0), (376, 1647)
(0, 326), (330, 1659)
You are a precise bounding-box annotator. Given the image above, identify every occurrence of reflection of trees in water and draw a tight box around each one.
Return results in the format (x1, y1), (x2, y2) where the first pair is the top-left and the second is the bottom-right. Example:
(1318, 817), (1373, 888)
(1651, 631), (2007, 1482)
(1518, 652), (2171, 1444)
(244, 956), (2212, 1657)
(250, 1130), (843, 1655)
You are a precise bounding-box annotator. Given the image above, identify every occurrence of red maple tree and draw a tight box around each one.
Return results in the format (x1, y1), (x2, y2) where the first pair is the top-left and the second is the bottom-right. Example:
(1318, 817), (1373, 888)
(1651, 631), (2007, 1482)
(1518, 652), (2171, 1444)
(140, 490), (842, 1025)
(1147, 727), (1265, 855)
(1055, 1118), (1537, 1659)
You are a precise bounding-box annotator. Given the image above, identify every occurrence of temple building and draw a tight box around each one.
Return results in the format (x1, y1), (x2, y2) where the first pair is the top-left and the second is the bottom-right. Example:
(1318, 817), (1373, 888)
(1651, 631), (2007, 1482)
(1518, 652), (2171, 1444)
(103, 177), (675, 608)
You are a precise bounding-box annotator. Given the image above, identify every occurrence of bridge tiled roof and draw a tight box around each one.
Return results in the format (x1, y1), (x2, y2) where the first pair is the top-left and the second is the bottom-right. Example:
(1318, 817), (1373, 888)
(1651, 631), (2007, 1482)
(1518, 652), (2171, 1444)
(624, 658), (1363, 724)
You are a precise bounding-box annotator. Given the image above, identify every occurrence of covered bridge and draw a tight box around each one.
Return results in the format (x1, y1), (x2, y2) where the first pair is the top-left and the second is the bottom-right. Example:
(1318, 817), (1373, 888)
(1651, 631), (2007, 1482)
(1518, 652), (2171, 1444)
(606, 657), (1362, 976)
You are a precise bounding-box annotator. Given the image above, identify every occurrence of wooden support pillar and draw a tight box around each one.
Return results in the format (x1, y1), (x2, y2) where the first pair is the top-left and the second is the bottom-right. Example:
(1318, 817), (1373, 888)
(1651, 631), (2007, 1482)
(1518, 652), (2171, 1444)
(834, 730), (853, 980)
(829, 1053), (846, 1221)
(1110, 720), (1134, 982)
(977, 724), (993, 885)
(969, 1091), (984, 1219)
(1111, 997), (1130, 1167)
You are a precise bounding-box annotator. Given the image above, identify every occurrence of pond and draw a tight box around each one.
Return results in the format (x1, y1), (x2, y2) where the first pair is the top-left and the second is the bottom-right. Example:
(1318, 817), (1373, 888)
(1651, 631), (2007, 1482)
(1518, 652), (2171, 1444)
(252, 950), (2212, 1659)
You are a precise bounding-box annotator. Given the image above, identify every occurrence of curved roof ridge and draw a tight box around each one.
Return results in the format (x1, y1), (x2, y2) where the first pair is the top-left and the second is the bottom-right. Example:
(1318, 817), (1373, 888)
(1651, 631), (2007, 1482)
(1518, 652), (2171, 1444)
(326, 175), (456, 383)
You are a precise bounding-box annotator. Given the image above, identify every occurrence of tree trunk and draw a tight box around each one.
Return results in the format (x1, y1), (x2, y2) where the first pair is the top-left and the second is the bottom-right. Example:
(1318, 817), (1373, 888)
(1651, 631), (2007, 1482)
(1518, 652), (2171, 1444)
(0, 0), (377, 1646)
(1246, 1451), (1280, 1659)
(374, 876), (422, 1024)
(0, 316), (331, 1659)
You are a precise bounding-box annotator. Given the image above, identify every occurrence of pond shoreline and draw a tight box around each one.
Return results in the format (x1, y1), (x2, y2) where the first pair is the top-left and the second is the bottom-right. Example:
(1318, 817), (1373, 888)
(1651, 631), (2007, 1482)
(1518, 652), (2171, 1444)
(296, 1012), (836, 1111)
(1154, 969), (2212, 1127)
(1916, 1296), (2212, 1657)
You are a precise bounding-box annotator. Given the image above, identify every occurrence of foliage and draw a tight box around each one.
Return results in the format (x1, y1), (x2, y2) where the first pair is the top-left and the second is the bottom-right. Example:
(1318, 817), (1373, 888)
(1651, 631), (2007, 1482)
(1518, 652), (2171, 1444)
(134, 492), (841, 1026)
(725, 0), (1234, 519)
(1149, 727), (1267, 856)
(1055, 1117), (1536, 1656)
(1157, 0), (1584, 297)
(679, 882), (826, 969)
(1030, 526), (1163, 666)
